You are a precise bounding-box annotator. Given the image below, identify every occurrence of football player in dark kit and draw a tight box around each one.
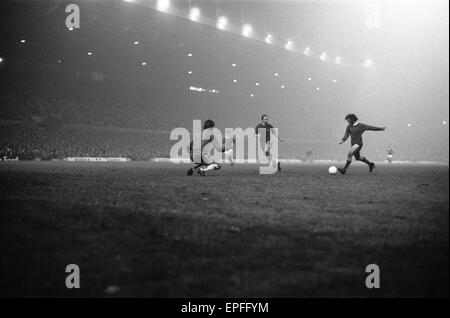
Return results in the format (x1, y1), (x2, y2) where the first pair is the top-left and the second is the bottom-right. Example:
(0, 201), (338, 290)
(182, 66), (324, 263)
(187, 119), (226, 176)
(338, 114), (386, 174)
(255, 114), (283, 172)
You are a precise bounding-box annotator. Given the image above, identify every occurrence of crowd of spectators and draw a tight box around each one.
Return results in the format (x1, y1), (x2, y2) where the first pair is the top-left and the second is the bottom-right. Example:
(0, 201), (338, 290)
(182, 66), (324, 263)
(0, 60), (167, 129)
(0, 60), (173, 160)
(1, 60), (447, 162)
(0, 121), (170, 161)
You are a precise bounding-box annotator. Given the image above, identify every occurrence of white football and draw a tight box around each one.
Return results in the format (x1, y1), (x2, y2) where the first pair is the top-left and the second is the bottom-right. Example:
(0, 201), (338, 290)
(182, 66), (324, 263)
(328, 166), (338, 175)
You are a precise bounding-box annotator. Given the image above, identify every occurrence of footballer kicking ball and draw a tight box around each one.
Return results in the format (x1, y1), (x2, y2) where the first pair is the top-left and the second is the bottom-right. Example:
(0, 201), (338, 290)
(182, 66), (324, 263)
(328, 166), (338, 175)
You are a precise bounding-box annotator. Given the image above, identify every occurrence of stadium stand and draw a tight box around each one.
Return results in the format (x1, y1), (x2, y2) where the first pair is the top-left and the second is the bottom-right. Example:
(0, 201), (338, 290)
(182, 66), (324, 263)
(0, 60), (171, 160)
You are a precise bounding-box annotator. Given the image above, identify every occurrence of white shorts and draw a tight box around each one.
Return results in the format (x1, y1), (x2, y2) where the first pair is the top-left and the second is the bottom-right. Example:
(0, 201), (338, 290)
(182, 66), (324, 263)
(263, 141), (272, 155)
(224, 149), (233, 158)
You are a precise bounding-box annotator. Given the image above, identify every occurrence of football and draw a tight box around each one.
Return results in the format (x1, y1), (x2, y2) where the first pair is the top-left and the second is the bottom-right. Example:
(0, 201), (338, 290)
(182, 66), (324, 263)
(328, 166), (338, 175)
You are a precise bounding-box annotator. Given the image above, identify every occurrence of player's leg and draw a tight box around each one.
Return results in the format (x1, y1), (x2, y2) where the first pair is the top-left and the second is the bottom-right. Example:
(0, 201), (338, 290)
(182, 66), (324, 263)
(197, 163), (221, 176)
(192, 152), (208, 176)
(354, 147), (375, 172)
(338, 144), (360, 174)
(224, 149), (234, 166)
(260, 140), (273, 165)
(265, 140), (281, 171)
(273, 150), (281, 172)
(200, 163), (221, 172)
(187, 149), (195, 176)
(187, 145), (204, 175)
(264, 141), (272, 160)
(269, 140), (281, 172)
(355, 151), (370, 165)
(196, 153), (222, 176)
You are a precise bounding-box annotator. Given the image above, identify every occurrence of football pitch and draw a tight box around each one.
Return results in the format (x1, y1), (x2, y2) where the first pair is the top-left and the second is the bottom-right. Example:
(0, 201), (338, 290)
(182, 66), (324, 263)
(0, 161), (448, 297)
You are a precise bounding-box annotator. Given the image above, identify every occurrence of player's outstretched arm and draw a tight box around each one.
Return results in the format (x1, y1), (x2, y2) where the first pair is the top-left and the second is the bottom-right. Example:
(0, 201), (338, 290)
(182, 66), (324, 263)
(364, 124), (386, 131)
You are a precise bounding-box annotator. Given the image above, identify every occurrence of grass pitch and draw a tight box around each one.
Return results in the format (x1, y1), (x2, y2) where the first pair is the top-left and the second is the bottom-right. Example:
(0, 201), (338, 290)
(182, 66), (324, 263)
(0, 161), (448, 297)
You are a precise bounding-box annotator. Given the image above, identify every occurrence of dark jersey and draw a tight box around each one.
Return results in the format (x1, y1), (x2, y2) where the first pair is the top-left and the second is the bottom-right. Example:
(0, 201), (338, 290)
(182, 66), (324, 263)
(189, 134), (214, 153)
(342, 122), (384, 146)
(255, 123), (273, 143)
(189, 129), (223, 163)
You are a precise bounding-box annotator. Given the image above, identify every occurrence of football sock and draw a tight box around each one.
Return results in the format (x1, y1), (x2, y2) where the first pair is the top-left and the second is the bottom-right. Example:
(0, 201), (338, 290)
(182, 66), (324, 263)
(360, 157), (371, 165)
(343, 160), (351, 171)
